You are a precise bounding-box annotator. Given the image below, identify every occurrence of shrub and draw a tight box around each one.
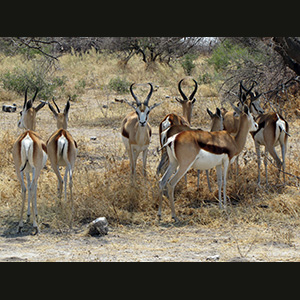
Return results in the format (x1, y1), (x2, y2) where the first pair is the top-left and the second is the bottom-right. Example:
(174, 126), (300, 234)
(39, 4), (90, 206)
(198, 72), (212, 85)
(181, 53), (197, 75)
(0, 68), (66, 99)
(108, 76), (130, 94)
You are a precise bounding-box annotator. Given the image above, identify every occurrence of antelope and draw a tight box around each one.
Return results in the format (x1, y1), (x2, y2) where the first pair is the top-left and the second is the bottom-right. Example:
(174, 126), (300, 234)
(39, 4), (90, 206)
(159, 78), (198, 145)
(213, 81), (259, 176)
(207, 107), (223, 132)
(12, 88), (47, 234)
(239, 81), (289, 186)
(157, 78), (198, 176)
(47, 98), (78, 211)
(158, 104), (258, 221)
(121, 82), (161, 180)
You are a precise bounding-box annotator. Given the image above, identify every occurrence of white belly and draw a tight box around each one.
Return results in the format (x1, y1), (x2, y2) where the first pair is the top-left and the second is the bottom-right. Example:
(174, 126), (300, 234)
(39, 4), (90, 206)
(192, 149), (226, 170)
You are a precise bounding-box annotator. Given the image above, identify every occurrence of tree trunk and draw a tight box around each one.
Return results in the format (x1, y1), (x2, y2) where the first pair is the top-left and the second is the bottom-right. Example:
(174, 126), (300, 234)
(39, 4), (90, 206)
(273, 37), (300, 76)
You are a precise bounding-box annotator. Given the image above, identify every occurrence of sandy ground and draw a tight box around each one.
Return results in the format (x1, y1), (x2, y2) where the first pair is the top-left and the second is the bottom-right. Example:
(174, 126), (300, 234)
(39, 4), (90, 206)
(1, 223), (300, 262)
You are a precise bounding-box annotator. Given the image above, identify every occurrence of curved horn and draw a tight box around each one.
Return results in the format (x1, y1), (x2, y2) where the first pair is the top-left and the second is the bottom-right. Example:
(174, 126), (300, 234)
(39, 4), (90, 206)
(246, 80), (257, 96)
(189, 79), (198, 100)
(23, 87), (29, 109)
(52, 97), (60, 113)
(240, 80), (248, 92)
(178, 79), (188, 101)
(130, 83), (141, 106)
(239, 81), (246, 103)
(31, 87), (39, 104)
(144, 83), (153, 106)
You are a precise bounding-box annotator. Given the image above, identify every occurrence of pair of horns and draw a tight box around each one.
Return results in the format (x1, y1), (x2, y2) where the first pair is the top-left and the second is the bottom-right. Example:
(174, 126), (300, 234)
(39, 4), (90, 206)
(239, 80), (261, 102)
(130, 82), (153, 106)
(23, 87), (39, 109)
(178, 78), (198, 101)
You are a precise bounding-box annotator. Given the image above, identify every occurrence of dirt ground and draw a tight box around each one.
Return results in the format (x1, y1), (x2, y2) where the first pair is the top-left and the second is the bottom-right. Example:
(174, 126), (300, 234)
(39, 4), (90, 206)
(1, 223), (300, 262)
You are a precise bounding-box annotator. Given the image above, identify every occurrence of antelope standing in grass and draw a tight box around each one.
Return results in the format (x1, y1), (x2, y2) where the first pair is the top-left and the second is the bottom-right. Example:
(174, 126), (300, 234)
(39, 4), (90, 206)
(157, 78), (198, 176)
(47, 98), (78, 211)
(12, 88), (47, 234)
(238, 81), (289, 186)
(158, 104), (258, 221)
(121, 83), (161, 180)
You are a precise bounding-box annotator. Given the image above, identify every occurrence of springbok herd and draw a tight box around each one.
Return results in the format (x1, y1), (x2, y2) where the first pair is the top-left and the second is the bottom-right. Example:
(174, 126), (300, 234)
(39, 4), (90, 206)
(12, 78), (289, 234)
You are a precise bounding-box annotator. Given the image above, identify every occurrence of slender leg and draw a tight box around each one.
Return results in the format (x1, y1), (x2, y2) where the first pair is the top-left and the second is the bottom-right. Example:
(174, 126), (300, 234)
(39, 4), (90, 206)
(52, 164), (63, 199)
(216, 165), (223, 209)
(64, 166), (69, 202)
(18, 172), (27, 233)
(26, 172), (31, 221)
(205, 170), (212, 192)
(29, 168), (39, 234)
(255, 142), (261, 187)
(167, 160), (195, 221)
(264, 149), (269, 187)
(142, 148), (148, 177)
(265, 143), (282, 186)
(69, 168), (74, 212)
(31, 181), (39, 235)
(167, 183), (178, 221)
(222, 159), (229, 209)
(281, 142), (286, 184)
(130, 146), (138, 181)
(158, 162), (178, 220)
(235, 155), (239, 177)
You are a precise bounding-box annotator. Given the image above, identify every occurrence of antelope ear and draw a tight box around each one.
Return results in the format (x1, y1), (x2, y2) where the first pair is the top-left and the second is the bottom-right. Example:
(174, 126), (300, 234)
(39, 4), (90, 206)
(243, 104), (249, 114)
(175, 97), (184, 104)
(207, 108), (214, 118)
(149, 102), (161, 111)
(216, 107), (221, 117)
(35, 101), (46, 113)
(229, 101), (241, 115)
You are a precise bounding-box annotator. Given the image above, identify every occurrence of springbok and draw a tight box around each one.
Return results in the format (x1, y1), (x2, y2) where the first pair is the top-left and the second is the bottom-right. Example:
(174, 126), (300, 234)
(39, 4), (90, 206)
(159, 78), (198, 144)
(12, 88), (47, 234)
(47, 98), (78, 211)
(158, 104), (258, 221)
(157, 78), (198, 176)
(121, 82), (161, 180)
(239, 81), (289, 186)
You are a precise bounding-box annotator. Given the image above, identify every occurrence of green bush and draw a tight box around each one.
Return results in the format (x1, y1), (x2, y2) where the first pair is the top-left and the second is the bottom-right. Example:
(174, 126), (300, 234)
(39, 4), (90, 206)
(0, 68), (66, 99)
(181, 54), (197, 75)
(207, 40), (265, 73)
(108, 76), (130, 94)
(198, 72), (212, 84)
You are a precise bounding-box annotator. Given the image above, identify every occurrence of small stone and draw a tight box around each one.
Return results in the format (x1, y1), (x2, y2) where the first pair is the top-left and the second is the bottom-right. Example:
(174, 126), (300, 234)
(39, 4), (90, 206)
(86, 217), (108, 236)
(206, 255), (220, 261)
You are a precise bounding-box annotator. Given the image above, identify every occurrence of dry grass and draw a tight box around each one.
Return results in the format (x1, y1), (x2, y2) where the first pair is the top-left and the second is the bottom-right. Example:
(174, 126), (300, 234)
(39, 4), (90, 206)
(1, 51), (300, 237)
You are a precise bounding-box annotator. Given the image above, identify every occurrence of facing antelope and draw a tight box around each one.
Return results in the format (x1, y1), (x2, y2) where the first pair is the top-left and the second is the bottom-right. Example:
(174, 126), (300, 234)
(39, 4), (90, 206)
(158, 104), (258, 221)
(157, 78), (198, 177)
(47, 98), (78, 213)
(12, 87), (47, 234)
(121, 82), (161, 180)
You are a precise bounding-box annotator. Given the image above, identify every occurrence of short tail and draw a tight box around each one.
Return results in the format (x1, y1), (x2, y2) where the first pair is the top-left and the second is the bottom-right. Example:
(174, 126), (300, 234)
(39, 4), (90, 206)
(277, 114), (290, 137)
(20, 159), (28, 172)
